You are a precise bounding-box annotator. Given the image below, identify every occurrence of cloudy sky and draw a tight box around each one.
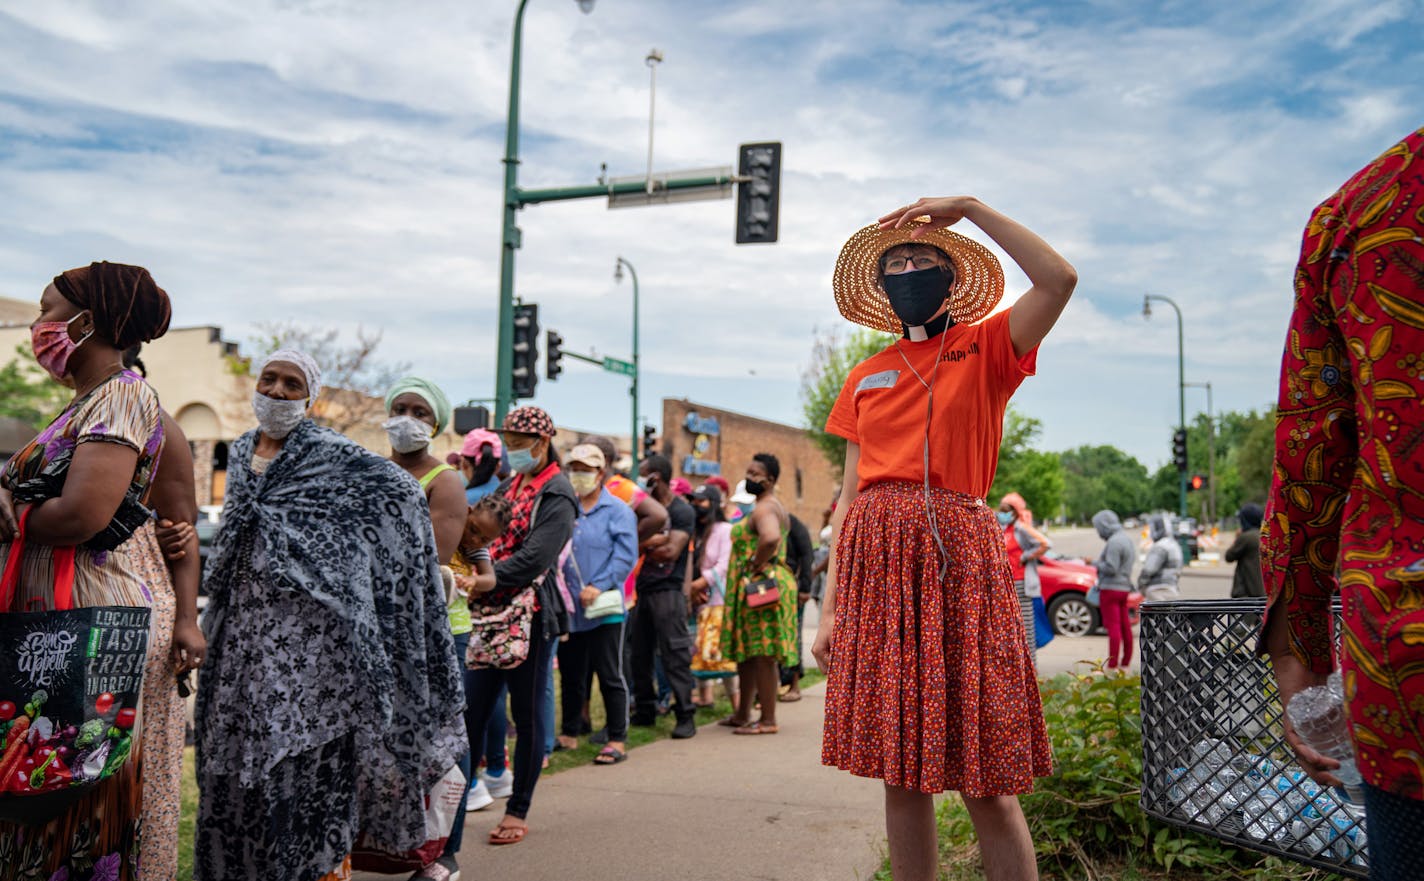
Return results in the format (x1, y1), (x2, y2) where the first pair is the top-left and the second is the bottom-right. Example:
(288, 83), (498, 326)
(1, 0), (1420, 468)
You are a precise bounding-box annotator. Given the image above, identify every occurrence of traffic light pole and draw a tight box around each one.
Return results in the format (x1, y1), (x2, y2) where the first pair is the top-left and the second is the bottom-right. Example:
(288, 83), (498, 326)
(1145, 294), (1187, 519)
(1186, 381), (1216, 526)
(495, 0), (532, 427)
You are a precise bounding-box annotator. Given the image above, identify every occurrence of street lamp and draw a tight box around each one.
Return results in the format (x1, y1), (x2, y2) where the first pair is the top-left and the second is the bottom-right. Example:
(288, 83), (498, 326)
(615, 256), (641, 472)
(495, 0), (596, 425)
(1144, 294), (1187, 520)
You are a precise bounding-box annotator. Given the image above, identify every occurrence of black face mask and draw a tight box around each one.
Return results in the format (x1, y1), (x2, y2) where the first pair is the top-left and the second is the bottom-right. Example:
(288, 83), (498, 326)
(694, 505), (711, 522)
(744, 479), (766, 497)
(882, 266), (953, 327)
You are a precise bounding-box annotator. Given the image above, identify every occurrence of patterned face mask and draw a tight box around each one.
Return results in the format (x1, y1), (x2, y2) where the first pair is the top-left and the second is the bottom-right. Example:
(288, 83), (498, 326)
(251, 392), (307, 440)
(383, 415), (433, 454)
(31, 314), (93, 380)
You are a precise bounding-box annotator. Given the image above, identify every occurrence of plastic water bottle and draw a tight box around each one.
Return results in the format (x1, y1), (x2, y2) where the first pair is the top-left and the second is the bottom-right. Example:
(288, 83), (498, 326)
(1286, 672), (1366, 802)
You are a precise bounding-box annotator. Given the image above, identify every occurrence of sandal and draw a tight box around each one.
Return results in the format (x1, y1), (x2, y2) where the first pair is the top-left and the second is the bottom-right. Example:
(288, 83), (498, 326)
(488, 821), (528, 846)
(778, 691), (802, 703)
(733, 721), (780, 735)
(717, 715), (750, 728)
(593, 746), (627, 765)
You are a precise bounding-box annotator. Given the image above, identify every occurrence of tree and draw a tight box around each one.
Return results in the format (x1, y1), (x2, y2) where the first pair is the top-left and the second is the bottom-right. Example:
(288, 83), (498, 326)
(247, 323), (411, 434)
(989, 407), (1064, 518)
(1234, 412), (1276, 505)
(800, 325), (894, 477)
(1060, 444), (1150, 523)
(0, 344), (69, 429)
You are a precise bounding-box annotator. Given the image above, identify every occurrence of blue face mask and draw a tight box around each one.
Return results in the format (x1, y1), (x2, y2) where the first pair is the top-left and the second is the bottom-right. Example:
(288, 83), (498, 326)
(996, 511), (1016, 526)
(509, 445), (540, 474)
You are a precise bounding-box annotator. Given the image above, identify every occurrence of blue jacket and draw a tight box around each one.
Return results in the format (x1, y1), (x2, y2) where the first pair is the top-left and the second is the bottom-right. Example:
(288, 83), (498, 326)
(563, 488), (638, 632)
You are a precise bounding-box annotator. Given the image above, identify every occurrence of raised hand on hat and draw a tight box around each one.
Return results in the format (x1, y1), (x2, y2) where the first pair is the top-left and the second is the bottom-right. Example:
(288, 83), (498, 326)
(877, 196), (979, 234)
(883, 196), (1077, 357)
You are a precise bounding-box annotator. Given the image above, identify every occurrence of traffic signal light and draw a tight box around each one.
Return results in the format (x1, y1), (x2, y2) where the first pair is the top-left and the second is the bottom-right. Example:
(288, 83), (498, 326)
(735, 141), (782, 244)
(546, 329), (564, 381)
(1188, 474), (1206, 491)
(512, 303), (539, 399)
(641, 424), (657, 459)
(1171, 428), (1188, 472)
(452, 405), (490, 434)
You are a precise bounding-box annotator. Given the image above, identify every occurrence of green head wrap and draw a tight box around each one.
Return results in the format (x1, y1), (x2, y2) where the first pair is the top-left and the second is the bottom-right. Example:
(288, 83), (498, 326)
(384, 376), (452, 434)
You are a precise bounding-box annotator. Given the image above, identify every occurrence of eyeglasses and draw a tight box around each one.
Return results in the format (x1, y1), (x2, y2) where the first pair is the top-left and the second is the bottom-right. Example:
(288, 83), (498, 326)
(882, 255), (944, 274)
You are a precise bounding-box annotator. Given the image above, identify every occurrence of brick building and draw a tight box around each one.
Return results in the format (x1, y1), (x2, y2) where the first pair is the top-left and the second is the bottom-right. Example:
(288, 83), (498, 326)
(657, 398), (840, 528)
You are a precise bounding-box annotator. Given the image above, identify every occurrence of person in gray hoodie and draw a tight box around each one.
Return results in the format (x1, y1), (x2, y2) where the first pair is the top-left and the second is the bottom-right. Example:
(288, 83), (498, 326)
(1092, 509), (1137, 669)
(1137, 514), (1183, 602)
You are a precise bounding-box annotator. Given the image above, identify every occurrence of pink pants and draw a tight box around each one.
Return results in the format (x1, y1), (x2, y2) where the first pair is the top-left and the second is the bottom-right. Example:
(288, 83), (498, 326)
(1100, 589), (1133, 668)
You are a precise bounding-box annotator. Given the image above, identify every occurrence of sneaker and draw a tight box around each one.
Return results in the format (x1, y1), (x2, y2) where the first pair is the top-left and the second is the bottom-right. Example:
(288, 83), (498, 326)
(629, 712), (657, 727)
(464, 779), (494, 812)
(408, 854), (460, 880)
(671, 716), (697, 739)
(479, 768), (513, 800)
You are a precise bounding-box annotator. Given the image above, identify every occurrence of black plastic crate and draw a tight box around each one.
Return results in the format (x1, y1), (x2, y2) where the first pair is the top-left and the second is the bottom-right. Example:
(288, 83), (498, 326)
(1139, 599), (1367, 877)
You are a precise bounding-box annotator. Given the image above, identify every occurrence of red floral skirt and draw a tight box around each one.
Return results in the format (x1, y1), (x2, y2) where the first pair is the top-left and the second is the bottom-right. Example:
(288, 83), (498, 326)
(821, 482), (1053, 796)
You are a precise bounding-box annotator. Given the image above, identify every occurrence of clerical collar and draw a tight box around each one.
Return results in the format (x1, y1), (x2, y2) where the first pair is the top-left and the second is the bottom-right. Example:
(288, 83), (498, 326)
(902, 312), (954, 341)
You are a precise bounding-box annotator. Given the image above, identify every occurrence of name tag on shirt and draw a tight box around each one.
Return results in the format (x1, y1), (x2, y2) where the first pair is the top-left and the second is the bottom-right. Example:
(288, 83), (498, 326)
(856, 369), (900, 394)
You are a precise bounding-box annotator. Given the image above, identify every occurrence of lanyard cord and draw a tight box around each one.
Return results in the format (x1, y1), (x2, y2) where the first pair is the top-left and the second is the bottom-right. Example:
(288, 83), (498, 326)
(896, 329), (953, 582)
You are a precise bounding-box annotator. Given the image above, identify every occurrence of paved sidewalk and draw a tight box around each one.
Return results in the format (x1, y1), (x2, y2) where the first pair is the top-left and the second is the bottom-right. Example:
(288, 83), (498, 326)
(354, 679), (885, 881)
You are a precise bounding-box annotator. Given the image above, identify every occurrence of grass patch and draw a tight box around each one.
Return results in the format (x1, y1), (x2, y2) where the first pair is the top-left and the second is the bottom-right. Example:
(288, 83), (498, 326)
(176, 668), (825, 878)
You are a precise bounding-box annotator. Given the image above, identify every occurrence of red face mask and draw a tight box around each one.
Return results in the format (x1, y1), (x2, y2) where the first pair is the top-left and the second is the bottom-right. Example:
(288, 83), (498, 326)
(31, 315), (91, 380)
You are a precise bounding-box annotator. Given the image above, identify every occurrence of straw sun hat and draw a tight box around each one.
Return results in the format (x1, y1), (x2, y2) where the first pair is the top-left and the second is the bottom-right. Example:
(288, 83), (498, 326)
(833, 219), (1005, 333)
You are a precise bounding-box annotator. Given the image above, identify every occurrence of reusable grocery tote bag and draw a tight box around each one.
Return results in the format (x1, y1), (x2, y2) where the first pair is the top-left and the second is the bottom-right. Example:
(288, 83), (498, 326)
(0, 511), (150, 823)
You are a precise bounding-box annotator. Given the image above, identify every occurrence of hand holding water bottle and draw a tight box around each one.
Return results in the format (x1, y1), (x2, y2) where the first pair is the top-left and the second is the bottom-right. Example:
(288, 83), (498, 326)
(1265, 612), (1345, 788)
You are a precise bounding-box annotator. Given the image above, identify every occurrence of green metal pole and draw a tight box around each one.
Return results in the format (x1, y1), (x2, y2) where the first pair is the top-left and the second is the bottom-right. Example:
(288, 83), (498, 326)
(517, 174), (735, 205)
(1146, 294), (1189, 522)
(495, 0), (531, 427)
(618, 257), (641, 474)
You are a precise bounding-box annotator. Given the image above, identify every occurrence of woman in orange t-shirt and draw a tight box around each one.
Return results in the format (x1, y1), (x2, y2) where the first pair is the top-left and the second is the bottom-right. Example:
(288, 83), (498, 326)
(813, 197), (1076, 881)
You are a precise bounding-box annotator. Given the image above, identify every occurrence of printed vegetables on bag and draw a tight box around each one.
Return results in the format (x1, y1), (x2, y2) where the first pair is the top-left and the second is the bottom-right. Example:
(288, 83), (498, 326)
(0, 689), (138, 794)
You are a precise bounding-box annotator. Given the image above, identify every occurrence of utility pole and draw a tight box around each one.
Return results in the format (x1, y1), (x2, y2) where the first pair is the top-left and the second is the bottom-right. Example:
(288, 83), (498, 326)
(1186, 381), (1216, 526)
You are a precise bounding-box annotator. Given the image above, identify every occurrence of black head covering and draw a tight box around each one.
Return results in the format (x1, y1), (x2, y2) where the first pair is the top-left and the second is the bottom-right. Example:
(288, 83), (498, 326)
(1238, 503), (1264, 531)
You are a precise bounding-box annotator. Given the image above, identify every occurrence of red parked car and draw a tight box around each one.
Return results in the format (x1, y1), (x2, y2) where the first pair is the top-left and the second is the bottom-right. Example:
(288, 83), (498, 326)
(1038, 552), (1143, 638)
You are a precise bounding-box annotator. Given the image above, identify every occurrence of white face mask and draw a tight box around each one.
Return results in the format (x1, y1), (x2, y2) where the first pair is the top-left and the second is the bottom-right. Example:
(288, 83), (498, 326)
(568, 471), (601, 498)
(383, 415), (434, 454)
(252, 391), (307, 440)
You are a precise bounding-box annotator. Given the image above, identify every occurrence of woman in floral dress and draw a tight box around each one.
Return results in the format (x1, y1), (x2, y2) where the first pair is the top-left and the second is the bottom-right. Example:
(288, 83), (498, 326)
(719, 453), (799, 735)
(0, 262), (175, 881)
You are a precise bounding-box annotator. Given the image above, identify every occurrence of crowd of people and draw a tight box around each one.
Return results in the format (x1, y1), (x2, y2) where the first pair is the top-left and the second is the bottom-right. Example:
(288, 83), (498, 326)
(0, 262), (829, 881)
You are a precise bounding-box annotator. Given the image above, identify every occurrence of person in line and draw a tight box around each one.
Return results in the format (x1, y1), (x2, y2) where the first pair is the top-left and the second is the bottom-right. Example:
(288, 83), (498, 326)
(119, 343), (207, 879)
(720, 453), (800, 734)
(1092, 509), (1136, 670)
(456, 426), (515, 806)
(1136, 514), (1183, 603)
(0, 262), (177, 880)
(998, 492), (1051, 661)
(814, 196), (1074, 881)
(193, 351), (465, 881)
(460, 427), (506, 503)
(1262, 127), (1424, 881)
(688, 483), (737, 707)
(473, 406), (577, 845)
(382, 377), (474, 881)
(1225, 503), (1263, 599)
(583, 435), (667, 745)
(555, 444), (637, 764)
(630, 453), (699, 739)
(779, 511), (816, 703)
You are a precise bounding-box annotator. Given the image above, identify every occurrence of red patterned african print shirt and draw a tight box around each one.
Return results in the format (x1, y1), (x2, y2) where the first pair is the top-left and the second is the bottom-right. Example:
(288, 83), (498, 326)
(1261, 127), (1424, 800)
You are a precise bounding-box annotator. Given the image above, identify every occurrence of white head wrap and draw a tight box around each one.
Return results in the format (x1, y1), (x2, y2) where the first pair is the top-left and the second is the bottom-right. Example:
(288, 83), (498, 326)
(261, 348), (323, 403)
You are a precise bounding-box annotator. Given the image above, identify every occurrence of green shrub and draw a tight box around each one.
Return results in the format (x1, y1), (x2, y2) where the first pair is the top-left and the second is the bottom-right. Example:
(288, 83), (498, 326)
(924, 671), (1342, 880)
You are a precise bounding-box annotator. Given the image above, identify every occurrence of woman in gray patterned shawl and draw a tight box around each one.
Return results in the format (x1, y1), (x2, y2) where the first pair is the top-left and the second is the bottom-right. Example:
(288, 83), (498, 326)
(190, 351), (465, 881)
